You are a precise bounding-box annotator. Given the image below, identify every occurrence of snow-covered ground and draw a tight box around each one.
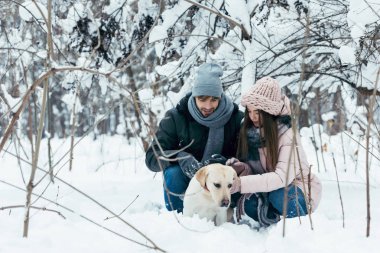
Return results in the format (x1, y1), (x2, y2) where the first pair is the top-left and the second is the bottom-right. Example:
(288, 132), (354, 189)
(0, 131), (379, 253)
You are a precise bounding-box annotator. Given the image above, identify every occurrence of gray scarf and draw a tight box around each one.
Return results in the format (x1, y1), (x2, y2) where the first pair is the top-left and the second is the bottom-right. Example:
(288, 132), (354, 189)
(188, 94), (234, 162)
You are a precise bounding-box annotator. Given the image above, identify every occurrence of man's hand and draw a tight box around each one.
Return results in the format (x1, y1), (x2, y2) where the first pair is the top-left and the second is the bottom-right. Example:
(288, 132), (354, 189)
(204, 154), (227, 165)
(177, 153), (227, 178)
(177, 152), (202, 178)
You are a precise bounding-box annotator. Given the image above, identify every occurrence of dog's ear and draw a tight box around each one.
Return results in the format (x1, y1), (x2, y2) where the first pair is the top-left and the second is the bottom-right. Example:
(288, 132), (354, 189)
(195, 166), (208, 189)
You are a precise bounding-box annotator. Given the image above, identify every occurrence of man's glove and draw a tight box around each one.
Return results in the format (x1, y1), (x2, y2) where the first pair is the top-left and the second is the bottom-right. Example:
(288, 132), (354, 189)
(176, 152), (202, 178)
(203, 154), (227, 166)
(177, 152), (227, 178)
(230, 177), (241, 194)
(226, 157), (252, 176)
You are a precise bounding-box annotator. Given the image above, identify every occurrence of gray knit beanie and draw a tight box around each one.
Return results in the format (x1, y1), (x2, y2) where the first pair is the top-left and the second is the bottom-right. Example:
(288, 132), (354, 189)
(192, 63), (223, 98)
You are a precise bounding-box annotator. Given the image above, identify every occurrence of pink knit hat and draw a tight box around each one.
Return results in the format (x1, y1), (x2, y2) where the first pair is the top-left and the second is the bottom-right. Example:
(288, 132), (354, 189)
(241, 76), (284, 116)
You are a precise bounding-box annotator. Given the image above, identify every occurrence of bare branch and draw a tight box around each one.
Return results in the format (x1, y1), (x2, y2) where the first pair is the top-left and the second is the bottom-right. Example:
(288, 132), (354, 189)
(184, 0), (251, 40)
(1, 205), (66, 219)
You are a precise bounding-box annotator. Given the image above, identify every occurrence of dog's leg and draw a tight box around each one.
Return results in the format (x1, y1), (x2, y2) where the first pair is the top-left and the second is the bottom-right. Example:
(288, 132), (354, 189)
(215, 210), (228, 226)
(227, 207), (235, 223)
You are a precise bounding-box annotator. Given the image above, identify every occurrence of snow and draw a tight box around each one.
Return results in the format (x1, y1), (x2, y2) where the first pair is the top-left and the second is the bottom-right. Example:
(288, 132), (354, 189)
(321, 111), (337, 122)
(0, 84), (20, 113)
(224, 0), (251, 37)
(338, 46), (356, 65)
(19, 1), (48, 24)
(241, 40), (256, 95)
(149, 1), (192, 43)
(347, 0), (380, 43)
(1, 131), (379, 253)
(149, 25), (168, 44)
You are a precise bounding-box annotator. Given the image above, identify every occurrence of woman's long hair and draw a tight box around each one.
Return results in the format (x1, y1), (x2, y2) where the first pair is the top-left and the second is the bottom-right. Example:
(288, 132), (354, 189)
(236, 109), (279, 171)
(261, 110), (279, 171)
(236, 110), (253, 161)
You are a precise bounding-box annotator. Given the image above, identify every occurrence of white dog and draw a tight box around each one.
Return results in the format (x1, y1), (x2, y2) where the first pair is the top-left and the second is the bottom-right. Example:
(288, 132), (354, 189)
(183, 163), (237, 226)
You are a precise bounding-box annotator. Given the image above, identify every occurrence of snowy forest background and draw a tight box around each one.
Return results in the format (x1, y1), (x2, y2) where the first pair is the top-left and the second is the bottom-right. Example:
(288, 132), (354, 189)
(0, 0), (380, 252)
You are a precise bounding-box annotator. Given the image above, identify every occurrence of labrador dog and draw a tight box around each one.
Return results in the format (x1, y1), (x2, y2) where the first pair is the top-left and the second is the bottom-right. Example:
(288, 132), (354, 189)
(183, 163), (237, 226)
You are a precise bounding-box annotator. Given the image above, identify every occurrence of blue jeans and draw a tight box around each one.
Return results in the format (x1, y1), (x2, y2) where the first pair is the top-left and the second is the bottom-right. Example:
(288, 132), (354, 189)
(244, 186), (307, 221)
(163, 165), (190, 213)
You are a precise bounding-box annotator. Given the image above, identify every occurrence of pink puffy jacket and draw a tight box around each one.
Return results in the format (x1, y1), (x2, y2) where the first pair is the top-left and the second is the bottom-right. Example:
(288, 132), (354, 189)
(240, 97), (322, 212)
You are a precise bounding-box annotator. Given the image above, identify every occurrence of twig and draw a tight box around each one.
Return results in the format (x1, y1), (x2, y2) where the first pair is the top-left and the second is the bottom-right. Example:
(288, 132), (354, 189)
(363, 0), (380, 19)
(331, 152), (345, 228)
(316, 89), (327, 172)
(1, 205), (66, 219)
(69, 88), (79, 171)
(104, 195), (139, 221)
(310, 123), (320, 172)
(340, 132), (347, 171)
(343, 132), (380, 162)
(24, 74), (49, 237)
(365, 67), (380, 237)
(184, 0), (251, 40)
(107, 0), (164, 75)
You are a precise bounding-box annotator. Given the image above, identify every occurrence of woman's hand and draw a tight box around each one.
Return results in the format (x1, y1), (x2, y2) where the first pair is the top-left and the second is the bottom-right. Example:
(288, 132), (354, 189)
(230, 177), (241, 194)
(226, 157), (240, 166)
(227, 157), (252, 176)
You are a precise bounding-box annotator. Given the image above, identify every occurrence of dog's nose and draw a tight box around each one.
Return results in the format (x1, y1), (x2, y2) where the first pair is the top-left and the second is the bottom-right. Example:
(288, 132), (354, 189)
(221, 199), (230, 207)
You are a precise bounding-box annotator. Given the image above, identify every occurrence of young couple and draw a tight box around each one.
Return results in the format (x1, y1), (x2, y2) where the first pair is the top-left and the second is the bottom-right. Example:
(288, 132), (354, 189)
(145, 63), (322, 226)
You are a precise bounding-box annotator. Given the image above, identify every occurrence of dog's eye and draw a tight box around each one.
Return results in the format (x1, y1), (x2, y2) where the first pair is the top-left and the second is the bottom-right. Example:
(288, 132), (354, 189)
(214, 183), (221, 188)
(228, 184), (232, 188)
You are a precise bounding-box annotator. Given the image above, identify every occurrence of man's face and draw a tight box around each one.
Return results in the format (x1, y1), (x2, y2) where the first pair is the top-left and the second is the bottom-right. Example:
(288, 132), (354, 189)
(195, 96), (220, 117)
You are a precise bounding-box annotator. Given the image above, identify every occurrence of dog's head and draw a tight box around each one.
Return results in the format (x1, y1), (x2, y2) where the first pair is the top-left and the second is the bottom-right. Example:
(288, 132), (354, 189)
(195, 163), (237, 208)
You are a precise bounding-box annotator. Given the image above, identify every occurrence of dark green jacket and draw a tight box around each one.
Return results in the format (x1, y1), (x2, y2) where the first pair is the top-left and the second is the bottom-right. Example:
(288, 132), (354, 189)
(145, 93), (244, 172)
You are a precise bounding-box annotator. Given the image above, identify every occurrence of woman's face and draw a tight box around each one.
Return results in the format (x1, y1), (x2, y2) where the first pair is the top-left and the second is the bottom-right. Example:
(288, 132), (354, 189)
(248, 108), (261, 128)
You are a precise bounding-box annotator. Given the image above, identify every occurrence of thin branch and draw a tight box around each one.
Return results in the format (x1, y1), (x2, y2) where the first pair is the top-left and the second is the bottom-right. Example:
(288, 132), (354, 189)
(1, 205), (66, 219)
(365, 67), (380, 237)
(104, 195), (139, 221)
(363, 0), (380, 19)
(24, 72), (49, 237)
(184, 0), (251, 40)
(107, 0), (164, 74)
(331, 152), (345, 228)
(342, 132), (380, 162)
(149, 34), (244, 54)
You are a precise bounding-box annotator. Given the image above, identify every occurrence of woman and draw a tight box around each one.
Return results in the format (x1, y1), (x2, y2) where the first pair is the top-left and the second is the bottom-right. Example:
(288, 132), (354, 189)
(228, 76), (322, 226)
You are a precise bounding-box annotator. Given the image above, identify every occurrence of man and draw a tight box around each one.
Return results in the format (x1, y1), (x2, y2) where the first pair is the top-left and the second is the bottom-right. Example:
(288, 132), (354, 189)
(145, 63), (244, 212)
